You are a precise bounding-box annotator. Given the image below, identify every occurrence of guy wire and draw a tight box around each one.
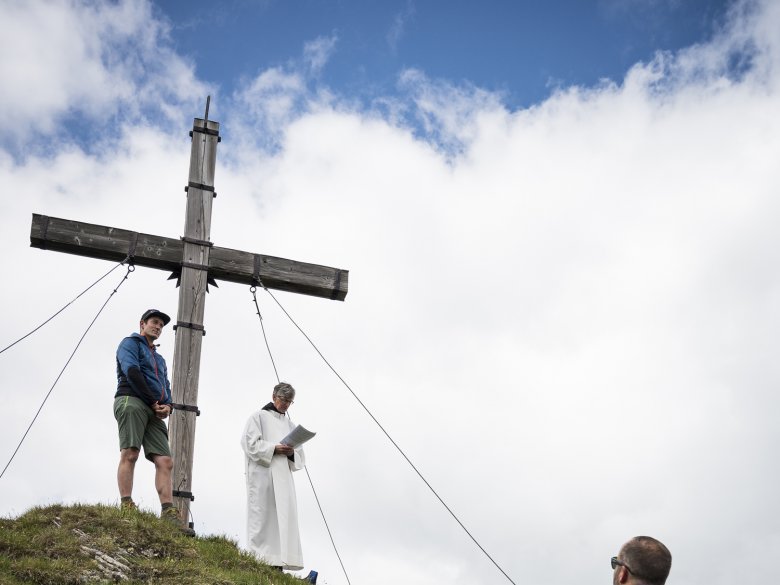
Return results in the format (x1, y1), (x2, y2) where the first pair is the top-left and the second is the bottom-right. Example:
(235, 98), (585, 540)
(257, 283), (518, 585)
(0, 263), (135, 481)
(250, 286), (280, 383)
(0, 258), (129, 355)
(249, 286), (352, 585)
(304, 466), (352, 585)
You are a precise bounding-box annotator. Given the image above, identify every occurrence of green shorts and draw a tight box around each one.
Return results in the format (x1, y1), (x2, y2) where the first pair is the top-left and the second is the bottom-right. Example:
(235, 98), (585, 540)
(113, 395), (171, 461)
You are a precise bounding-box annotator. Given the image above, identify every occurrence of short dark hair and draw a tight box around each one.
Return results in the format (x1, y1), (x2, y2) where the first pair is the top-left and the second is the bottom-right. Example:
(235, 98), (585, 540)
(621, 536), (672, 585)
(273, 382), (295, 400)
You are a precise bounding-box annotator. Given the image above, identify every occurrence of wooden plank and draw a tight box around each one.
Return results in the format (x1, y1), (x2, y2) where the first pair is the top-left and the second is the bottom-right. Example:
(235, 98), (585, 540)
(170, 117), (219, 527)
(30, 213), (349, 300)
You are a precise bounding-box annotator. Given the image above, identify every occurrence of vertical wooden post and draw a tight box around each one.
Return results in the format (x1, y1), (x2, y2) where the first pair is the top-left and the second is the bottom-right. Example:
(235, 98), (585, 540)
(169, 115), (220, 527)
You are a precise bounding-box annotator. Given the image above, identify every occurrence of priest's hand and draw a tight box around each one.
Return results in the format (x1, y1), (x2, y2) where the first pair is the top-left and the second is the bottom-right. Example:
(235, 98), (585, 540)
(274, 444), (294, 456)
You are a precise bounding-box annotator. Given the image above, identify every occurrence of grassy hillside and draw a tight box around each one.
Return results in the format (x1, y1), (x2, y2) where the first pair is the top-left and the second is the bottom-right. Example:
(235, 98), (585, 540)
(0, 503), (309, 585)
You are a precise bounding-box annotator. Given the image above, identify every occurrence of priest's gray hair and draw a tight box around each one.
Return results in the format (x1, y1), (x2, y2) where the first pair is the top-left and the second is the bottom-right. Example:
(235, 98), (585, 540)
(273, 382), (296, 399)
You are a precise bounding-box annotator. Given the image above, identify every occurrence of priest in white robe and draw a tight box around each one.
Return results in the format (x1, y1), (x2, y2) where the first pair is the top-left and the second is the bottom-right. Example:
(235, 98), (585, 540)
(240, 382), (306, 571)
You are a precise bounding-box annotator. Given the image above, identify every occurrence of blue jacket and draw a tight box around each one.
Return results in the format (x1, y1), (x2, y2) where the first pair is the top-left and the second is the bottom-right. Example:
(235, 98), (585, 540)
(115, 332), (172, 407)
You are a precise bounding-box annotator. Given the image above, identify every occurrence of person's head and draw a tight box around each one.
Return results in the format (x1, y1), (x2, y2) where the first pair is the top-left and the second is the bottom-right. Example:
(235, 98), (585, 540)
(139, 309), (171, 342)
(612, 536), (672, 585)
(272, 382), (296, 414)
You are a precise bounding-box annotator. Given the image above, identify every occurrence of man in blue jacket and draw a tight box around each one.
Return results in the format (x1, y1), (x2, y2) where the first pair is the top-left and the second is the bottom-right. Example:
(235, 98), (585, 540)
(114, 309), (177, 521)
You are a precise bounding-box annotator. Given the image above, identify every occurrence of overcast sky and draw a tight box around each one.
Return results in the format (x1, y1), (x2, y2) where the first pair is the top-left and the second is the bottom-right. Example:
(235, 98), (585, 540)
(1, 1), (779, 584)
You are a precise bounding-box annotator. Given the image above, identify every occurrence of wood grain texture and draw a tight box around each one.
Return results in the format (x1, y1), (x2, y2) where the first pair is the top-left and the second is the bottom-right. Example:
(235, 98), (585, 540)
(169, 117), (219, 524)
(30, 213), (349, 300)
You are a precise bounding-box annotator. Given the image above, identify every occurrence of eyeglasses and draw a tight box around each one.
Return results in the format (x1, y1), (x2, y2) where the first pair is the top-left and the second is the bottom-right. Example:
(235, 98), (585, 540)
(276, 397), (294, 404)
(611, 557), (630, 572)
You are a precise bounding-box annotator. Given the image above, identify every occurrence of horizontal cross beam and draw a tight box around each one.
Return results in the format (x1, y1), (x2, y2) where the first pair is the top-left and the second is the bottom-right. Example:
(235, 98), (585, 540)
(30, 213), (348, 301)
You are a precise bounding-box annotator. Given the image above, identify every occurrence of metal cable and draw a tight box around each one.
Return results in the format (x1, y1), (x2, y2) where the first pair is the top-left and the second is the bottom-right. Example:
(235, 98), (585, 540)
(250, 286), (280, 383)
(304, 466), (352, 585)
(0, 259), (129, 355)
(0, 263), (135, 481)
(249, 287), (352, 585)
(257, 282), (517, 585)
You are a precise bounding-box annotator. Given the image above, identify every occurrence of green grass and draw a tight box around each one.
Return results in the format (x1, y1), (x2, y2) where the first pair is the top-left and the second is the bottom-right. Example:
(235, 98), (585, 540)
(0, 503), (306, 585)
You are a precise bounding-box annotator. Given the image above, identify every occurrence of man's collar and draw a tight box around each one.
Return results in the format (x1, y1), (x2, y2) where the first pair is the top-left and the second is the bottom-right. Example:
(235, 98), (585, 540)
(131, 332), (157, 349)
(262, 401), (283, 414)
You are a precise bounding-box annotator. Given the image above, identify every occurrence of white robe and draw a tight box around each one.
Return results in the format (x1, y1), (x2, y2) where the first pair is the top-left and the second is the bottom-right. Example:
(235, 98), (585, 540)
(240, 408), (306, 570)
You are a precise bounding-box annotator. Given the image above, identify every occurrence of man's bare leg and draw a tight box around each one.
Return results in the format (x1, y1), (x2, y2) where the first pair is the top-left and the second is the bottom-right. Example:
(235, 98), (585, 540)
(117, 448), (140, 498)
(152, 454), (174, 504)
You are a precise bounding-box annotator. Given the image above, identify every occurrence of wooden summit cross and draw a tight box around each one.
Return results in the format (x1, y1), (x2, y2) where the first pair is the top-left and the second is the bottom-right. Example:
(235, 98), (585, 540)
(28, 103), (349, 529)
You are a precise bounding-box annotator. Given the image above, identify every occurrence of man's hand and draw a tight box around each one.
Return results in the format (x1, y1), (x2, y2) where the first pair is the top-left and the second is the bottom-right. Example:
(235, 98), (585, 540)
(274, 443), (294, 456)
(153, 402), (171, 419)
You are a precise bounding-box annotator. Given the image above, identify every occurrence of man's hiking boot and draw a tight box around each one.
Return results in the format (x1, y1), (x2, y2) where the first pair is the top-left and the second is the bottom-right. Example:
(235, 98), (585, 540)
(161, 506), (196, 537)
(120, 499), (137, 511)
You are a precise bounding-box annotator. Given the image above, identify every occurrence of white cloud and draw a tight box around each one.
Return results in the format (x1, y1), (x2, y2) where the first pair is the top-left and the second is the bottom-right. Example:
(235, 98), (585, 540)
(2, 1), (780, 585)
(397, 68), (506, 155)
(386, 0), (415, 52)
(228, 67), (309, 151)
(227, 36), (344, 151)
(304, 35), (339, 76)
(0, 0), (208, 144)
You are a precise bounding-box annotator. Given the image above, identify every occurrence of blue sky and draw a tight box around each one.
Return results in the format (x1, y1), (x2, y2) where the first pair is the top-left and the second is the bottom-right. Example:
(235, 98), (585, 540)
(158, 0), (730, 107)
(1, 2), (780, 585)
(2, 0), (735, 155)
